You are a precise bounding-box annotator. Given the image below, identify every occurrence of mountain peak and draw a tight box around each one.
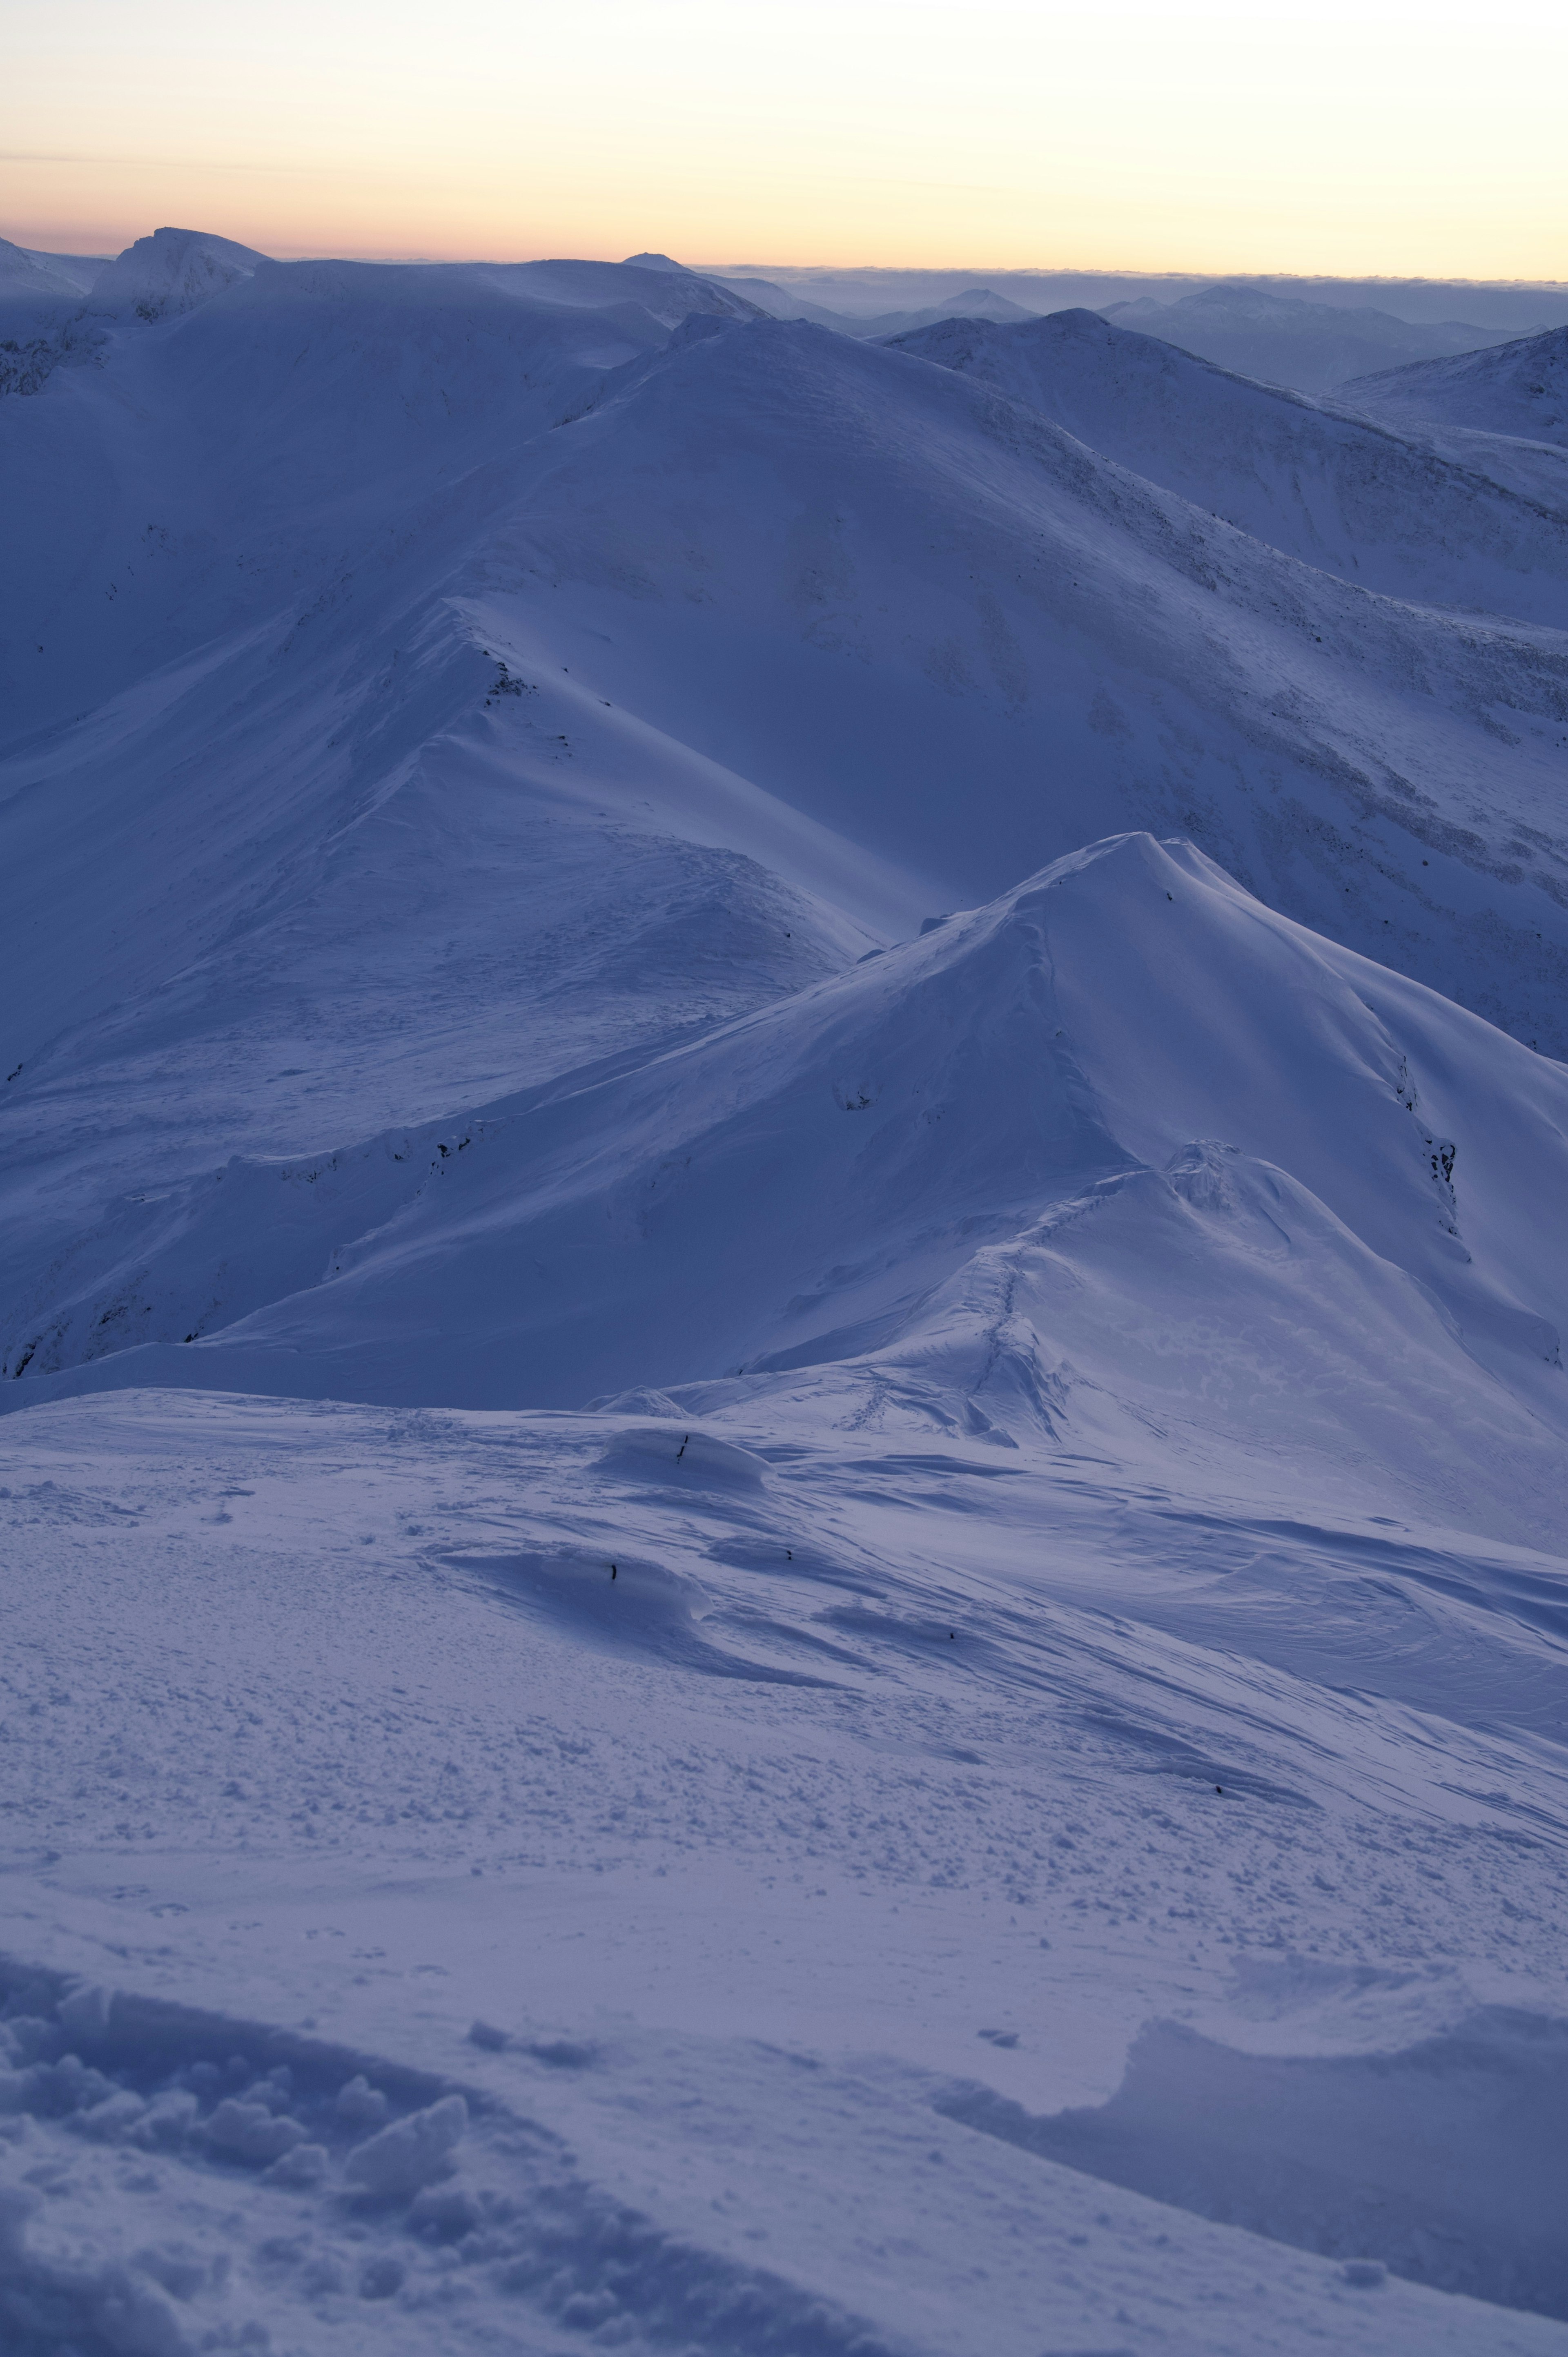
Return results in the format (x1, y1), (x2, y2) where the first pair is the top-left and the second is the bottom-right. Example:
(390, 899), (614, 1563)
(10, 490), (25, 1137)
(89, 225), (269, 322)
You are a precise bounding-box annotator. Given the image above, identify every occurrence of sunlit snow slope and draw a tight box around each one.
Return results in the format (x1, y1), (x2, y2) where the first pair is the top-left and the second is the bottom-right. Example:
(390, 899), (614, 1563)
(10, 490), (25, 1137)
(3, 233), (1568, 2357)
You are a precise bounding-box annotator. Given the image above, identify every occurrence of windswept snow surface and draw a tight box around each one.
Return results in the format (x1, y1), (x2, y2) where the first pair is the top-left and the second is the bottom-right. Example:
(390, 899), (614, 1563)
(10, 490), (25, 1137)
(4, 234), (1568, 2356)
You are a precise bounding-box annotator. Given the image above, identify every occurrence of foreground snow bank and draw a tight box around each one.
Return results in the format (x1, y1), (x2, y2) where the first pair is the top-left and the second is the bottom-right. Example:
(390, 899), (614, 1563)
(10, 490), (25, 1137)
(3, 1384), (1567, 2348)
(4, 1952), (1565, 2355)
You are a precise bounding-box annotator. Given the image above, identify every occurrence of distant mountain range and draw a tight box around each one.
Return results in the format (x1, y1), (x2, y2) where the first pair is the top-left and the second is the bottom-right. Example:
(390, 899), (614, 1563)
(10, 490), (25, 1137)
(695, 259), (1555, 392)
(1097, 282), (1544, 393)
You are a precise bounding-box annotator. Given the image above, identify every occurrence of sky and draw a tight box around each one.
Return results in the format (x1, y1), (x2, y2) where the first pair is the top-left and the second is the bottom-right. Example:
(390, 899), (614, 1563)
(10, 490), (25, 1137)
(5, 0), (1567, 279)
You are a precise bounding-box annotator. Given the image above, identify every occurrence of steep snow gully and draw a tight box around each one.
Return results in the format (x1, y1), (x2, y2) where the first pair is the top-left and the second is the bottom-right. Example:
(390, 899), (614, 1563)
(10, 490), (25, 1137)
(4, 236), (1568, 2355)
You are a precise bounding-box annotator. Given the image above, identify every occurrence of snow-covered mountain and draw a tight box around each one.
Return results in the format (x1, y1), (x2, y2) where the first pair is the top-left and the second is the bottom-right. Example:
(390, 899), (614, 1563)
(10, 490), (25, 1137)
(891, 307), (1568, 610)
(1100, 283), (1532, 394)
(693, 261), (1040, 337)
(16, 834), (1568, 1540)
(87, 223), (270, 320)
(4, 230), (1568, 2355)
(855, 287), (1042, 338)
(1344, 323), (1568, 449)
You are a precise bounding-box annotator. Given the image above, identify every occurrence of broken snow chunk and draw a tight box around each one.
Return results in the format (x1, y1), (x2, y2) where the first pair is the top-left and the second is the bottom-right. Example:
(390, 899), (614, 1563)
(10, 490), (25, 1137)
(130, 2088), (200, 2146)
(1, 2052), (117, 2117)
(72, 2088), (148, 2141)
(132, 2245), (214, 2300)
(1342, 2258), (1386, 2288)
(359, 2253), (406, 2299)
(239, 2067), (294, 2112)
(205, 2096), (309, 2162)
(407, 2181), (481, 2240)
(57, 1981), (115, 2038)
(468, 2018), (509, 2052)
(526, 2037), (597, 2069)
(262, 2140), (330, 2188)
(344, 2093), (467, 2196)
(0, 2016), (60, 2067)
(335, 2072), (390, 2126)
(82, 2266), (191, 2356)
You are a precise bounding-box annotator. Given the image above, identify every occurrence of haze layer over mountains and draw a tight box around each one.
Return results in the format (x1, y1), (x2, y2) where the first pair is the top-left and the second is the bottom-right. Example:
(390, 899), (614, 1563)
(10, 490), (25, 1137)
(4, 224), (1568, 2357)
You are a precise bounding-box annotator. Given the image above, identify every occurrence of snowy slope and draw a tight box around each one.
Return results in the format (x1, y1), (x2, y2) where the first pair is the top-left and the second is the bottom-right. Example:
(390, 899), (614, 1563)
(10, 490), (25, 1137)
(454, 315), (1568, 1045)
(0, 235), (90, 302)
(4, 285), (1568, 1390)
(1343, 324), (1568, 449)
(10, 835), (1568, 1546)
(0, 236), (103, 394)
(7, 292), (1567, 1068)
(891, 307), (1568, 614)
(5, 1375), (1568, 2353)
(17, 245), (108, 293)
(19, 1433), (1563, 2351)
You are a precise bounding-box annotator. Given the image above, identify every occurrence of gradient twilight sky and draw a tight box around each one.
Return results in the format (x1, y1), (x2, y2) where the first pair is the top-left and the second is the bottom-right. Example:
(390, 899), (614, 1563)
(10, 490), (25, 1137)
(6, 0), (1566, 277)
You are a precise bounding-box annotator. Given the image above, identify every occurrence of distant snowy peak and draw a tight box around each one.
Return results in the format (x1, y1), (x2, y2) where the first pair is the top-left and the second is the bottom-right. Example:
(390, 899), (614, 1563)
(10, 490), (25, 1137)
(861, 287), (1044, 339)
(940, 287), (1038, 322)
(1098, 294), (1172, 328)
(1097, 282), (1529, 395)
(510, 256), (766, 326)
(89, 225), (269, 322)
(1342, 325), (1568, 449)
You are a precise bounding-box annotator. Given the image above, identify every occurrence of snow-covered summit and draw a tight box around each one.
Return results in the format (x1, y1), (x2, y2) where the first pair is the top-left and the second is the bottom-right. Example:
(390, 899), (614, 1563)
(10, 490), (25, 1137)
(88, 223), (270, 321)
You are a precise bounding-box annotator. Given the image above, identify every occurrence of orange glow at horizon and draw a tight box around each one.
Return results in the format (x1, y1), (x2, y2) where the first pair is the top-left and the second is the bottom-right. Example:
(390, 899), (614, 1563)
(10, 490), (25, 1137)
(6, 0), (1567, 284)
